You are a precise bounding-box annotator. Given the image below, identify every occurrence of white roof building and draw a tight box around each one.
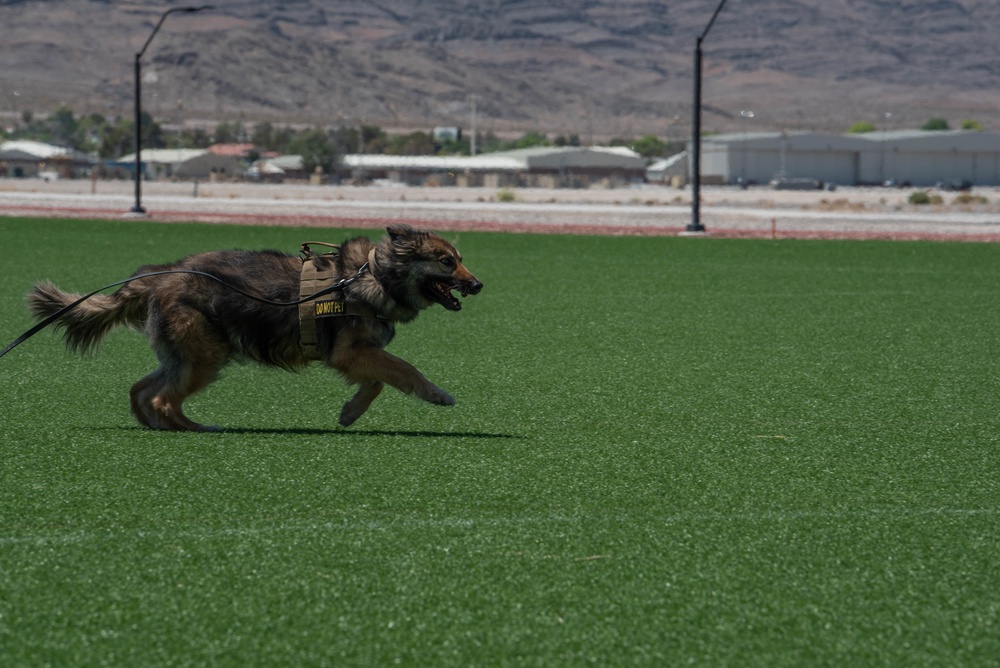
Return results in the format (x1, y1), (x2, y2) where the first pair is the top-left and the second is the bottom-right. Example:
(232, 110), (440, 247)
(0, 139), (93, 178)
(0, 139), (75, 159)
(118, 148), (243, 180)
(339, 146), (647, 188)
(647, 151), (688, 183)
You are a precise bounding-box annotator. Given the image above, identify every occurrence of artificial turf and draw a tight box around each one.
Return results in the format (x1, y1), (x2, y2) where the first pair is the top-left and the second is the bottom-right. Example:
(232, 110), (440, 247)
(1, 216), (999, 666)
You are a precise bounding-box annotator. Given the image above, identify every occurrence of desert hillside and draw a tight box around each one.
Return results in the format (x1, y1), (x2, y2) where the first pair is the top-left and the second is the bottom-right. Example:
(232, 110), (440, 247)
(1, 0), (999, 137)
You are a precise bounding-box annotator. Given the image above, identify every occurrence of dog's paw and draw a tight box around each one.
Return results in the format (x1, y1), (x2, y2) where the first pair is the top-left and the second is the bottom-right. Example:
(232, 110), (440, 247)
(339, 404), (362, 427)
(425, 386), (455, 406)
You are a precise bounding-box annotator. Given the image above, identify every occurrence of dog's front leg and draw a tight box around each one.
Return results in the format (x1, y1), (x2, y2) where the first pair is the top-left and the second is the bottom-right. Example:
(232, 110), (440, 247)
(339, 381), (384, 427)
(333, 345), (455, 407)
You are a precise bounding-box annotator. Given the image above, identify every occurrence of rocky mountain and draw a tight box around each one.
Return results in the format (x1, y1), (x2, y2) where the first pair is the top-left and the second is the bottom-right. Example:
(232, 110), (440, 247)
(2, 0), (999, 138)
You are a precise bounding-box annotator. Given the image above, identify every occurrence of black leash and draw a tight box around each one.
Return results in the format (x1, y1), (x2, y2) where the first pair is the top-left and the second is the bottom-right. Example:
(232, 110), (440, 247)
(0, 263), (369, 360)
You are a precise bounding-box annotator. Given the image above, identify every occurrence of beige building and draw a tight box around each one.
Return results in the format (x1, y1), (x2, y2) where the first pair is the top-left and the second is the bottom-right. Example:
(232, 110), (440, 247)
(118, 148), (243, 181)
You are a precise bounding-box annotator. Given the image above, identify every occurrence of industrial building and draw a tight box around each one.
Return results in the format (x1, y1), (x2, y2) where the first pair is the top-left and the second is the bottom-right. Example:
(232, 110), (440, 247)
(338, 146), (647, 188)
(691, 130), (1000, 187)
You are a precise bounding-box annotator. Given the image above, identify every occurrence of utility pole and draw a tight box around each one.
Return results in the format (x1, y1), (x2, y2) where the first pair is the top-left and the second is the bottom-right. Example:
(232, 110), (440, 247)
(688, 0), (731, 233)
(469, 94), (477, 157)
(130, 5), (213, 215)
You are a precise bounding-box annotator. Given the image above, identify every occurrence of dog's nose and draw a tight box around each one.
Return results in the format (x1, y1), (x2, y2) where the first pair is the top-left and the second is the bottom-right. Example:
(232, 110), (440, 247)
(468, 279), (483, 295)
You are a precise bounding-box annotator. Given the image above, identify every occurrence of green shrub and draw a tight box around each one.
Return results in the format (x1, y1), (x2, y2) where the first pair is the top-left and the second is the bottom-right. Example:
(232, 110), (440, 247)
(496, 187), (517, 203)
(954, 193), (988, 205)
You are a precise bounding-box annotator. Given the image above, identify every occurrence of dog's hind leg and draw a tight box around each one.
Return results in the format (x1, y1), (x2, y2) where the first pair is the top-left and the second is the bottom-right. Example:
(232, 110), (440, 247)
(130, 358), (224, 432)
(151, 358), (225, 432)
(339, 381), (384, 427)
(130, 370), (166, 430)
(131, 328), (229, 432)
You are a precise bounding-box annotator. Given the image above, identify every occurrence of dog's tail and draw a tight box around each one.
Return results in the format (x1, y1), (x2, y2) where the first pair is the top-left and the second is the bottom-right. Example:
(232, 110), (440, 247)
(26, 280), (148, 354)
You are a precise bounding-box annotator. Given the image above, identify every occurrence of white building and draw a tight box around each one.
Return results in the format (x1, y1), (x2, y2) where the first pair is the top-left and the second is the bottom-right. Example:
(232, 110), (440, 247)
(689, 130), (1000, 187)
(0, 139), (93, 178)
(339, 146), (647, 188)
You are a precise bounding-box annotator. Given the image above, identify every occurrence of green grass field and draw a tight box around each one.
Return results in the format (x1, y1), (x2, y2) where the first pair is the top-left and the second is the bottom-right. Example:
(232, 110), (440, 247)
(2, 216), (999, 666)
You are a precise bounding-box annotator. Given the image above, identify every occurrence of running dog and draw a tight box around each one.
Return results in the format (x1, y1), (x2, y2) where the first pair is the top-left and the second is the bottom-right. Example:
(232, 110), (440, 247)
(26, 225), (483, 431)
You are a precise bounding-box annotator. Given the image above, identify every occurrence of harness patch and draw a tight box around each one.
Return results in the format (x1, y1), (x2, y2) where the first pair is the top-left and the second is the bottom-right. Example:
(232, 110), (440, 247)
(314, 300), (346, 317)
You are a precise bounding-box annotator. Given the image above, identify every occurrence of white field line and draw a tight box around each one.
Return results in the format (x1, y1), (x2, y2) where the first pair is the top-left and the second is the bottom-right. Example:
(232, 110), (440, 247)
(2, 506), (996, 548)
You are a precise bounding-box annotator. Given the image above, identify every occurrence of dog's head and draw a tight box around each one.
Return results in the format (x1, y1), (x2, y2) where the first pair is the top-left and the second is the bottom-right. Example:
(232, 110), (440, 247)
(380, 225), (483, 312)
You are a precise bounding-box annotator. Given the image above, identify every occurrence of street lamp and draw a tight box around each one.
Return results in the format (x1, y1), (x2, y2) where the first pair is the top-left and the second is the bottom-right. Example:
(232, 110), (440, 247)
(739, 109), (754, 185)
(689, 0), (731, 233)
(130, 5), (212, 214)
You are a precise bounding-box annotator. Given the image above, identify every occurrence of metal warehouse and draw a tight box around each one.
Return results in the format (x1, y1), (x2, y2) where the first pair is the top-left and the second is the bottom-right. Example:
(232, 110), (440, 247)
(691, 130), (1000, 187)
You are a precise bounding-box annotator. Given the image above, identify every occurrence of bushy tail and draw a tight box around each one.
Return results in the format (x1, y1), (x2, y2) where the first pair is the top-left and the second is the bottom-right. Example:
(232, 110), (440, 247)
(26, 281), (147, 354)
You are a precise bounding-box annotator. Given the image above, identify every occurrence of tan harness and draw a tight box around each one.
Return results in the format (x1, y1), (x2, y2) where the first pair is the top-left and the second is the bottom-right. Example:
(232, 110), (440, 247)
(298, 242), (383, 360)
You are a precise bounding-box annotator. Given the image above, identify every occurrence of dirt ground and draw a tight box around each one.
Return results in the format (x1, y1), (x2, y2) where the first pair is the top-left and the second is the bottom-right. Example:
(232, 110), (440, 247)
(3, 177), (1000, 242)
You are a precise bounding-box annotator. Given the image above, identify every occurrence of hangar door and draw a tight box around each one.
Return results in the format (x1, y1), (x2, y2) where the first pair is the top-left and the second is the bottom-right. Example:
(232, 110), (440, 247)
(786, 150), (859, 185)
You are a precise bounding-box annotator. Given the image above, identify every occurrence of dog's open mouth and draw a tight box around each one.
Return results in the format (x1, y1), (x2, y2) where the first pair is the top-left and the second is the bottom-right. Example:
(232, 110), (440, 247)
(427, 281), (465, 311)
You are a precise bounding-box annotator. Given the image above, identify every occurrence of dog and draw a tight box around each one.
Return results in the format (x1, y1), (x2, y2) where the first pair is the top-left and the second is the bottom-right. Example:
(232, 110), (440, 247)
(26, 224), (483, 431)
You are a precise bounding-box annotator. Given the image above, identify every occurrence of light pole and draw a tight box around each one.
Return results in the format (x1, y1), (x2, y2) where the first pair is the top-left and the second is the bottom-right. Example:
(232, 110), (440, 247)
(131, 5), (212, 214)
(739, 109), (754, 185)
(879, 111), (892, 185)
(469, 93), (477, 157)
(689, 0), (731, 233)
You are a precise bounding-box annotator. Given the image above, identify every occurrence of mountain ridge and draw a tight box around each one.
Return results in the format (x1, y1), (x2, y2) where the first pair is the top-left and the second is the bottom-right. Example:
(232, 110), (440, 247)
(1, 0), (999, 138)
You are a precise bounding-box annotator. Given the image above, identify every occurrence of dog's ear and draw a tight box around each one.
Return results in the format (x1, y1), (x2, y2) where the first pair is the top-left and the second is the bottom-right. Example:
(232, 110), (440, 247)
(387, 224), (430, 252)
(387, 224), (416, 242)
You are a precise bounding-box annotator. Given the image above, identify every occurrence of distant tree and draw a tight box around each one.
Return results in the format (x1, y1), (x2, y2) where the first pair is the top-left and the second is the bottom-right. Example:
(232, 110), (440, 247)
(961, 119), (982, 131)
(140, 111), (166, 150)
(252, 121), (274, 148)
(383, 131), (434, 155)
(164, 127), (211, 150)
(331, 124), (387, 154)
(630, 134), (668, 158)
(478, 131), (513, 153)
(289, 127), (336, 174)
(359, 125), (389, 154)
(185, 128), (211, 149)
(514, 131), (550, 149)
(553, 134), (580, 147)
(213, 120), (243, 144)
(922, 117), (950, 131)
(99, 119), (133, 158)
(271, 125), (297, 154)
(848, 121), (877, 134)
(431, 133), (468, 156)
(75, 113), (109, 153)
(45, 105), (79, 145)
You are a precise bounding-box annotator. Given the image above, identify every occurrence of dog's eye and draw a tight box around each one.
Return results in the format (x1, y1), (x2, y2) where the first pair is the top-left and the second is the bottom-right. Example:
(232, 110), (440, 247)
(440, 257), (456, 268)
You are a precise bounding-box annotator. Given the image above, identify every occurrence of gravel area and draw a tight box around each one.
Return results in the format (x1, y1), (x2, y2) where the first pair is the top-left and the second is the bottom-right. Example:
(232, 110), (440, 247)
(4, 178), (1000, 241)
